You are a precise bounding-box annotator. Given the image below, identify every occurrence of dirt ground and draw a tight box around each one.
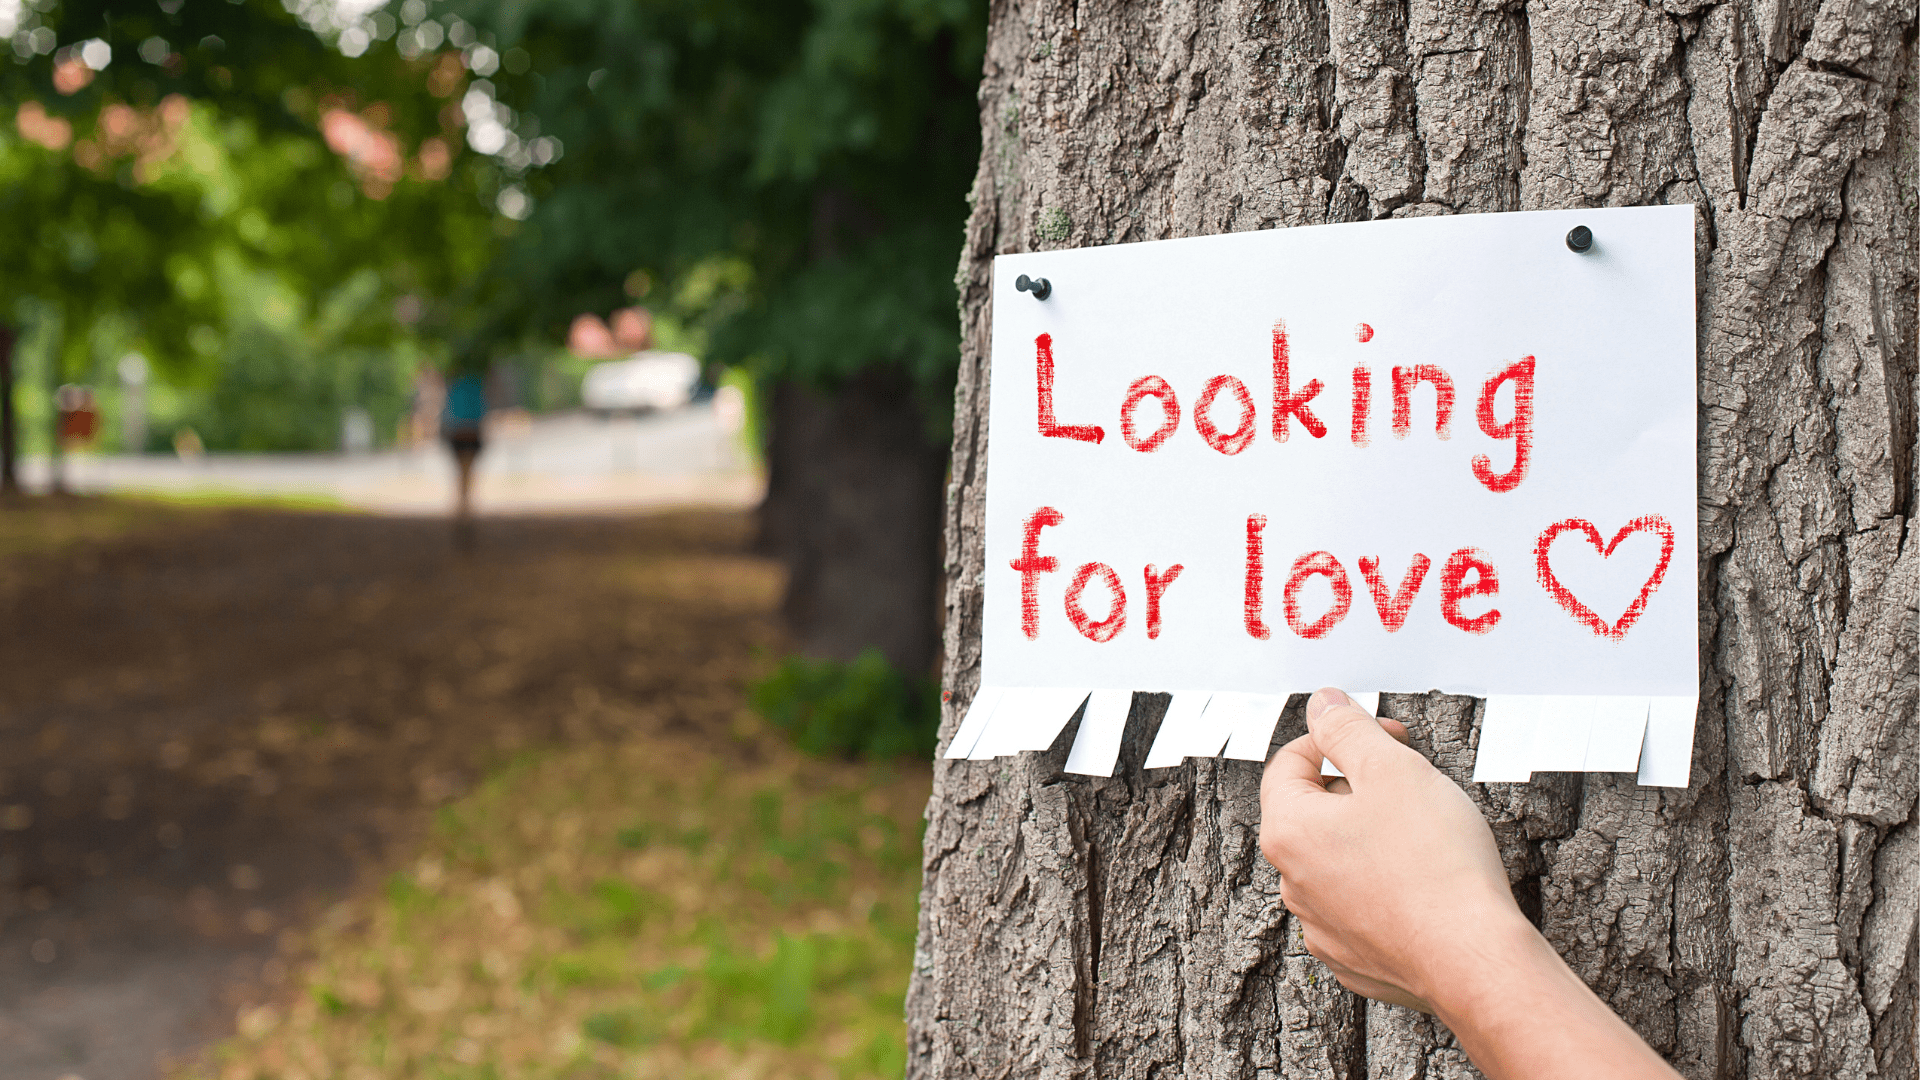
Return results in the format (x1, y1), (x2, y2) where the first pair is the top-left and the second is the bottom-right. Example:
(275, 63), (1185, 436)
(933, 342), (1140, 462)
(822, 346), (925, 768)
(0, 502), (785, 1080)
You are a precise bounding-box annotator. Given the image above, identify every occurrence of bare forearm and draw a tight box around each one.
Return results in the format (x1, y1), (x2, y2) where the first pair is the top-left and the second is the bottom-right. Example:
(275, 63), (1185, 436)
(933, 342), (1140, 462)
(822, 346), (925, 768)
(1430, 924), (1681, 1080)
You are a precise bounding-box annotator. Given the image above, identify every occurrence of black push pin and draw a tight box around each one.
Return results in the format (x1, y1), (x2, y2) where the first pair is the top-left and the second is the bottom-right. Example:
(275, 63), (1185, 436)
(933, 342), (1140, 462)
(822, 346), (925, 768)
(1566, 225), (1594, 254)
(1015, 274), (1052, 300)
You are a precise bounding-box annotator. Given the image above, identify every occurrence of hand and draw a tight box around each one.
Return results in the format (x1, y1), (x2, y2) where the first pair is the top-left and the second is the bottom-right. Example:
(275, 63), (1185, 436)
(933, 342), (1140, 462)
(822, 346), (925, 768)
(1259, 688), (1683, 1080)
(1259, 687), (1524, 1012)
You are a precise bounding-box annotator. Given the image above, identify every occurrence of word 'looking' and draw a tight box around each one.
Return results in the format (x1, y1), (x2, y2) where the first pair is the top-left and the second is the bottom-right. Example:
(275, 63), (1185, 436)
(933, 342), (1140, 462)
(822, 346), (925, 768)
(1034, 322), (1536, 493)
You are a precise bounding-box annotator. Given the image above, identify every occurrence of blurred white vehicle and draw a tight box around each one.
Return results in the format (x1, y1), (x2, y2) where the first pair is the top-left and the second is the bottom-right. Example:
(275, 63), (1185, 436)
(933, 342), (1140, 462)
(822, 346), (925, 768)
(581, 351), (703, 413)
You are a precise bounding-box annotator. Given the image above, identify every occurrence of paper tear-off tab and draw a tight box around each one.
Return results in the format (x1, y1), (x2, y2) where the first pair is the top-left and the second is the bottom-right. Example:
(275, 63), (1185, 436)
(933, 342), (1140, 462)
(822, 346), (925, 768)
(1636, 695), (1698, 787)
(1585, 697), (1652, 772)
(1221, 693), (1291, 761)
(942, 686), (1006, 760)
(951, 689), (1694, 790)
(1469, 695), (1660, 782)
(1471, 696), (1541, 782)
(1063, 690), (1135, 776)
(1528, 696), (1598, 772)
(969, 687), (1089, 760)
(1142, 693), (1213, 769)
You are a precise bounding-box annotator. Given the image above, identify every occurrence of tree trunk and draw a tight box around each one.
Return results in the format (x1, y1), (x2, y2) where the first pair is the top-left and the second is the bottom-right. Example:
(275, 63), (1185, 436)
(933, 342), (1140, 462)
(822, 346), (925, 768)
(0, 325), (16, 495)
(911, 2), (1916, 1077)
(757, 369), (948, 677)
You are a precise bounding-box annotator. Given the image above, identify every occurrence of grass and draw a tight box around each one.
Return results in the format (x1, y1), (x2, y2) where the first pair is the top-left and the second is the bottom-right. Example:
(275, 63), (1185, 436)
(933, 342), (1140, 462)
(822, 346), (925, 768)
(0, 491), (343, 559)
(184, 736), (931, 1080)
(0, 494), (203, 558)
(121, 487), (349, 511)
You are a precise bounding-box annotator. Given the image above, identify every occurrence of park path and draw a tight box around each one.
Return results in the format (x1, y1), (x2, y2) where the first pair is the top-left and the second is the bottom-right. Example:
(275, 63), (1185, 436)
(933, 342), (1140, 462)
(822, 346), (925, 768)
(0, 506), (782, 1080)
(20, 405), (761, 516)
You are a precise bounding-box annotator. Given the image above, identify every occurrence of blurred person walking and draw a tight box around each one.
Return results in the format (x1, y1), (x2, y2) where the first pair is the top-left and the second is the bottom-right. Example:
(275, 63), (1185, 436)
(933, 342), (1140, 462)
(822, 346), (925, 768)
(442, 369), (488, 547)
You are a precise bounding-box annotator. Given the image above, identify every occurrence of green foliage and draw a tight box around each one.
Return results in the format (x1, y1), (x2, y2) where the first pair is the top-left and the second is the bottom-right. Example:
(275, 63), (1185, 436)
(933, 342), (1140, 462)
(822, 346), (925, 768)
(2, 0), (501, 452)
(167, 268), (427, 451)
(0, 126), (200, 389)
(3, 0), (988, 455)
(442, 0), (988, 426)
(750, 648), (940, 761)
(5, 0), (444, 138)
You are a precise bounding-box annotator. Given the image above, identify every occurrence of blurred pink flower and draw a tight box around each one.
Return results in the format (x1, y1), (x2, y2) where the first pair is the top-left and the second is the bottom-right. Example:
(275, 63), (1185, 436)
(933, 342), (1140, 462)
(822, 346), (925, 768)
(321, 106), (405, 200)
(414, 136), (453, 181)
(610, 307), (653, 351)
(567, 315), (621, 358)
(15, 102), (72, 151)
(52, 57), (93, 95)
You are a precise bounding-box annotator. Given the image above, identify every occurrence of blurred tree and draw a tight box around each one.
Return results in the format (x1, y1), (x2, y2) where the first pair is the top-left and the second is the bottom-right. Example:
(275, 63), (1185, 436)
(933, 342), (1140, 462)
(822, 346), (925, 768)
(0, 0), (498, 456)
(0, 104), (202, 469)
(3, 0), (987, 675)
(0, 325), (16, 492)
(439, 0), (988, 677)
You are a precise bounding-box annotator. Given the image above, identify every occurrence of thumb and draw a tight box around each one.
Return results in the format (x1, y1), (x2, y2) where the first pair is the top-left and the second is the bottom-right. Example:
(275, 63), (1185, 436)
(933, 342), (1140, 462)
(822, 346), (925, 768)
(1306, 687), (1404, 781)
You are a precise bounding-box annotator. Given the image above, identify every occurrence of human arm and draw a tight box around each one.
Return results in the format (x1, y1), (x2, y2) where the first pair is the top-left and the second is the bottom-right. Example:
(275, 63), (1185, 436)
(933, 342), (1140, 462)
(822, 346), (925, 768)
(1258, 688), (1682, 1080)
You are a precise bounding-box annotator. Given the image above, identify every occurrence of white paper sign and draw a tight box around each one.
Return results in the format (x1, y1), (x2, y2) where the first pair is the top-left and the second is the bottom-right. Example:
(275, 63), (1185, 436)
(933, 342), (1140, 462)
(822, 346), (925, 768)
(969, 206), (1698, 783)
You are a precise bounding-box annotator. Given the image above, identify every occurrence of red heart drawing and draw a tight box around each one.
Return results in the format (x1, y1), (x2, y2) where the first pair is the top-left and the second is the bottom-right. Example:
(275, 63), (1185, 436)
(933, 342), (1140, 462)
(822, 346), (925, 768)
(1534, 515), (1676, 641)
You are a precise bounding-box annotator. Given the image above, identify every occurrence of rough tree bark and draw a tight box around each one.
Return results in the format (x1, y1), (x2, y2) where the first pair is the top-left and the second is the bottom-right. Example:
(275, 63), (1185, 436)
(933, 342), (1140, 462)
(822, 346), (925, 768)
(911, 1), (1917, 1077)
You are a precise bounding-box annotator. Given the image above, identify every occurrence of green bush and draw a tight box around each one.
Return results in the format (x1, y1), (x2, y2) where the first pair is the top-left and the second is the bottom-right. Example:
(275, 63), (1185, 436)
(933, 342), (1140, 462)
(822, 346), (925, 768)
(749, 649), (939, 761)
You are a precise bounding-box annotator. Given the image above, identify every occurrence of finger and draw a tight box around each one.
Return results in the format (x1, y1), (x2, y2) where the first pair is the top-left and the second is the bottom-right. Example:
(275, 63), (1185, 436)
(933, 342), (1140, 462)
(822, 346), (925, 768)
(1328, 719), (1407, 776)
(1319, 712), (1406, 789)
(1261, 737), (1337, 869)
(1317, 956), (1435, 1014)
(1298, 940), (1401, 1003)
(1305, 687), (1408, 783)
(1313, 688), (1411, 745)
(1261, 732), (1330, 804)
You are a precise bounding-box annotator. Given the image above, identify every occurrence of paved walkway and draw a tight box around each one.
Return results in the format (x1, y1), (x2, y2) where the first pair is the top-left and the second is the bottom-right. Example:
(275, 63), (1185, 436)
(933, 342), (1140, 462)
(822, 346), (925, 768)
(18, 406), (762, 515)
